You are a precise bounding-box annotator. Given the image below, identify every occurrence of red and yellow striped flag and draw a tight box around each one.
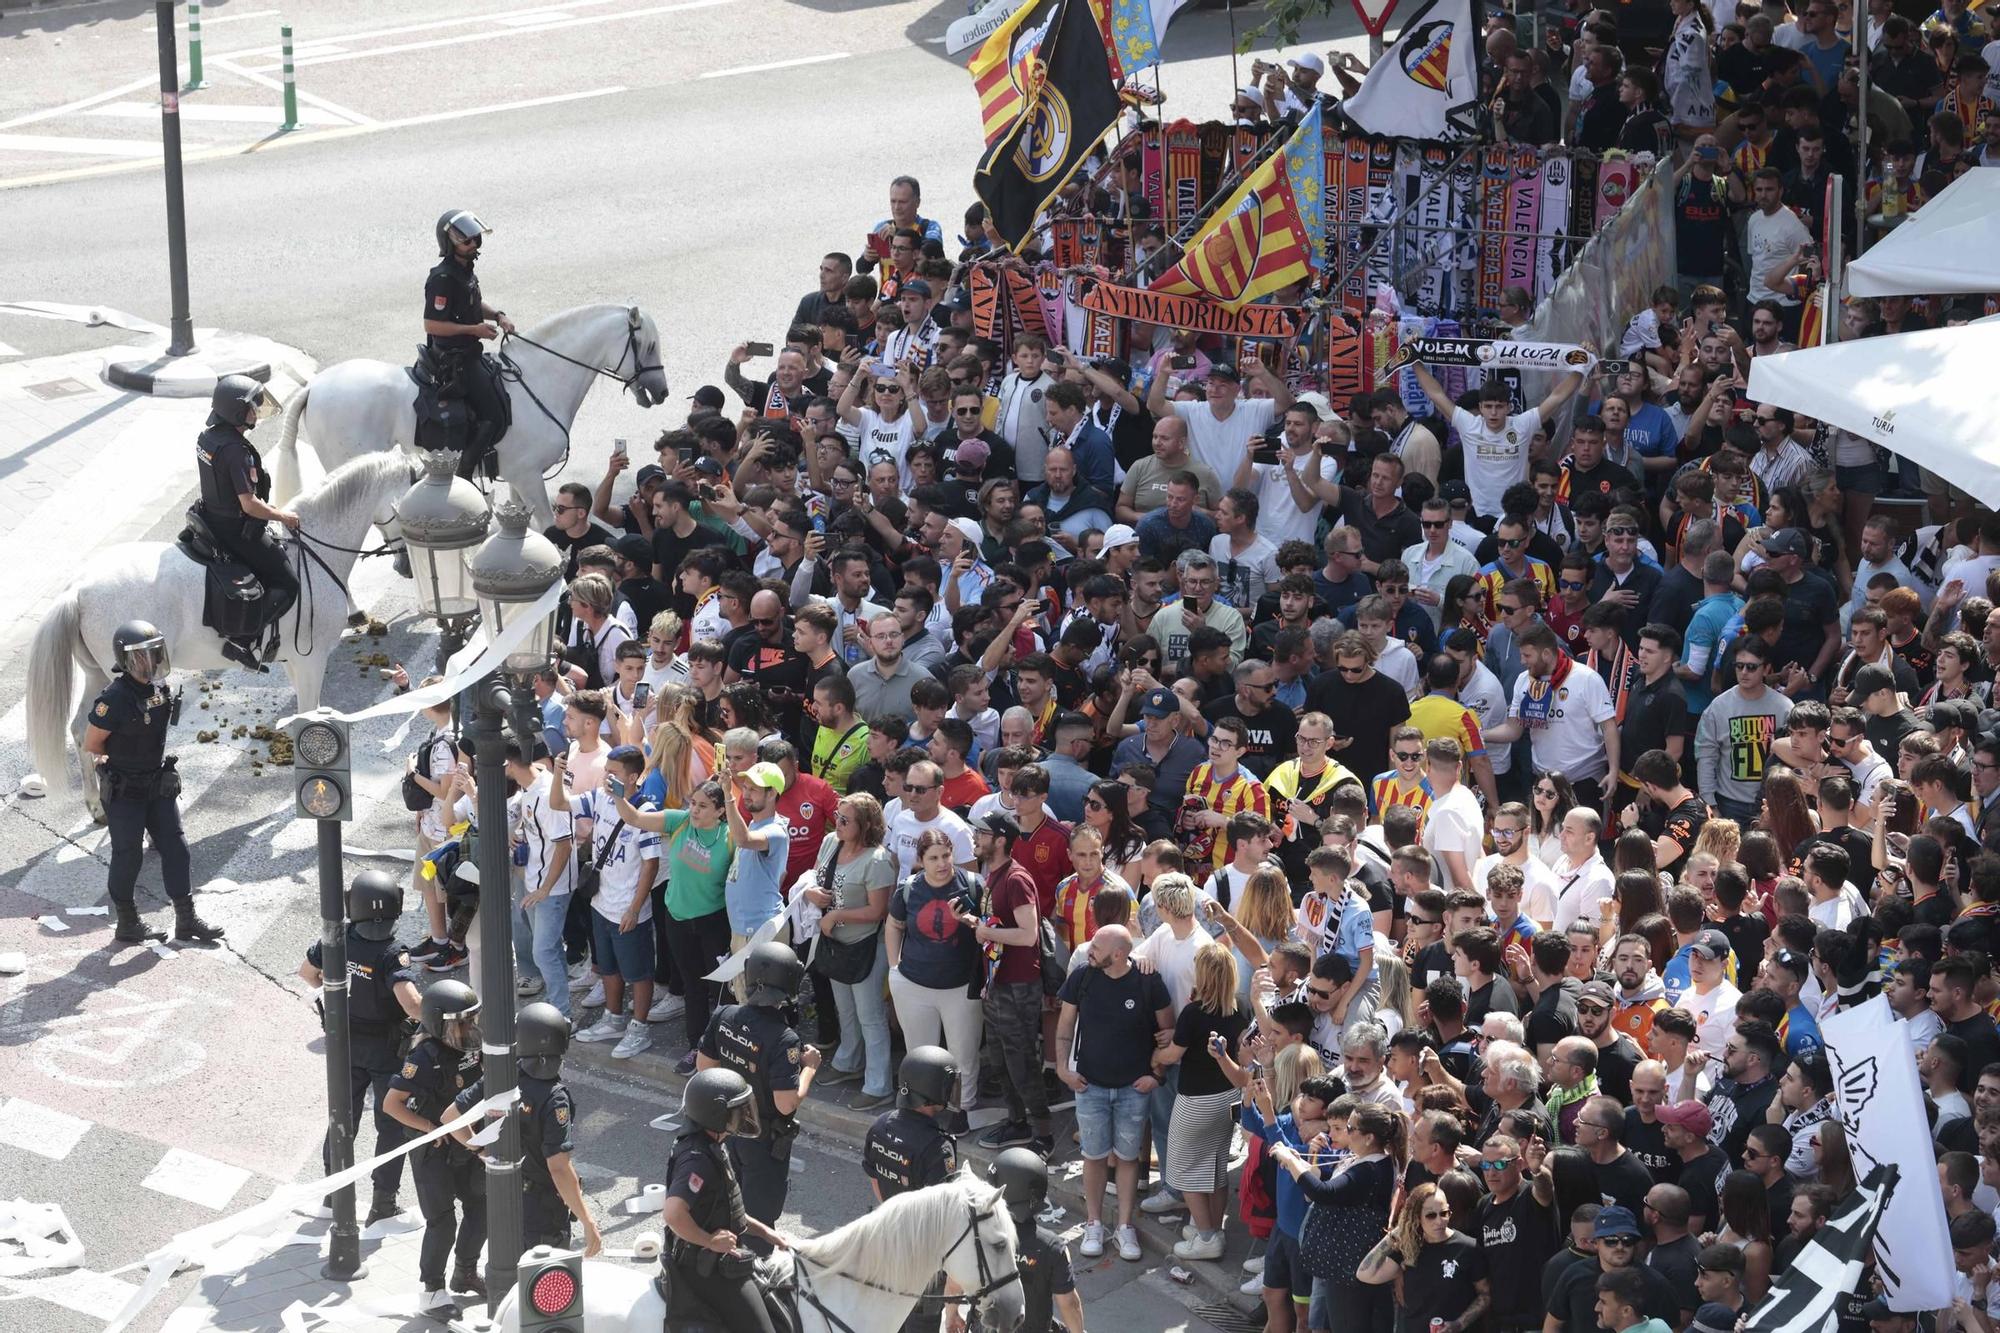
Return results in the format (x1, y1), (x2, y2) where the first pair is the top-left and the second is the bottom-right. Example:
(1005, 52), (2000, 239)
(970, 0), (1060, 147)
(1151, 105), (1322, 310)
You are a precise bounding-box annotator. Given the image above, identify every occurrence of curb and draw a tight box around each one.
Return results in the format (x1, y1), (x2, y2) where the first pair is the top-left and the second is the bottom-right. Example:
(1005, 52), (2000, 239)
(103, 348), (274, 397)
(564, 1027), (1264, 1314)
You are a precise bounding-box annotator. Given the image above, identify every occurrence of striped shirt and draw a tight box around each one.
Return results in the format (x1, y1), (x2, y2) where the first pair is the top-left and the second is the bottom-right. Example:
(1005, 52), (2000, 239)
(1184, 762), (1270, 873)
(1477, 557), (1557, 620)
(1370, 772), (1434, 829)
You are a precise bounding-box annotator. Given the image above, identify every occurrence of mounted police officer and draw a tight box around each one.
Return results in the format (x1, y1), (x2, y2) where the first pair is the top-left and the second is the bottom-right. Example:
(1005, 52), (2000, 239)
(83, 620), (223, 946)
(982, 1148), (1084, 1333)
(695, 940), (819, 1243)
(660, 1068), (790, 1333)
(865, 1045), (961, 1333)
(384, 979), (486, 1322)
(194, 374), (300, 671)
(447, 1001), (604, 1257)
(299, 871), (421, 1226)
(424, 209), (514, 481)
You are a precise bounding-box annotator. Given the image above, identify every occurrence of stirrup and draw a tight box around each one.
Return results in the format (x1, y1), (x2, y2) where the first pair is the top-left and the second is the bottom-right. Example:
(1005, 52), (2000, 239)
(221, 639), (269, 673)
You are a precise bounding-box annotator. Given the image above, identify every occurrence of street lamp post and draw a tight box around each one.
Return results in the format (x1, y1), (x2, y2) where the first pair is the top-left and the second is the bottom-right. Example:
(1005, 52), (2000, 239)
(394, 452), (490, 672)
(152, 1), (196, 357)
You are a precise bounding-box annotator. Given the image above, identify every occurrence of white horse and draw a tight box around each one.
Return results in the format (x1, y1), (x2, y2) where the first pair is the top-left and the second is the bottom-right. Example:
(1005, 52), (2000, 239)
(25, 452), (415, 822)
(493, 1170), (1027, 1333)
(267, 303), (669, 530)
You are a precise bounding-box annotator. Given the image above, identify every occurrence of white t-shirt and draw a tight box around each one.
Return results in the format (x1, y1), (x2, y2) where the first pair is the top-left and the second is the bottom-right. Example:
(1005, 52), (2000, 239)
(1508, 663), (1616, 781)
(417, 728), (459, 845)
(1251, 453), (1341, 548)
(1744, 206), (1812, 305)
(1135, 921), (1207, 1012)
(515, 774), (575, 898)
(1457, 660), (1512, 775)
(1550, 853), (1615, 932)
(575, 788), (660, 923)
(1676, 979), (1742, 1055)
(1903, 1007), (1944, 1057)
(642, 655), (690, 693)
(1842, 750), (1892, 808)
(1175, 399), (1277, 487)
(1453, 405), (1544, 520)
(1377, 639), (1421, 699)
(856, 408), (918, 488)
(1808, 884), (1865, 931)
(1474, 852), (1560, 926)
(1209, 533), (1283, 613)
(1423, 784), (1486, 884)
(888, 807), (976, 876)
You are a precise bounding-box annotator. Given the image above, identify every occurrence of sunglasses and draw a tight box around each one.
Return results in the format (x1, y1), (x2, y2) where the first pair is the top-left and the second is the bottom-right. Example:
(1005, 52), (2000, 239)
(1477, 1159), (1517, 1172)
(1600, 1237), (1638, 1249)
(1498, 603), (1525, 615)
(1337, 664), (1368, 676)
(1499, 536), (1527, 548)
(1606, 526), (1639, 537)
(1558, 579), (1586, 591)
(954, 406), (982, 415)
(1395, 751), (1424, 763)
(1734, 661), (1765, 672)
(1421, 519), (1450, 529)
(1306, 986), (1337, 1000)
(1410, 916), (1441, 927)
(1577, 1003), (1610, 1016)
(1084, 797), (1106, 810)
(903, 783), (935, 795)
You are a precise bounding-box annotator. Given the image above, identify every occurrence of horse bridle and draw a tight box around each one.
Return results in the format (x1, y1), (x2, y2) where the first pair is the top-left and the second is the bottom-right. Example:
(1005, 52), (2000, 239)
(792, 1198), (1022, 1333)
(501, 307), (663, 400)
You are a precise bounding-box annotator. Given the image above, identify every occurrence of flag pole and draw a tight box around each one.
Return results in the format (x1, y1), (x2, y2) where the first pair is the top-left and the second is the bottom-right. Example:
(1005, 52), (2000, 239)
(1227, 0), (1240, 94)
(1323, 139), (1485, 305)
(1127, 120), (1296, 284)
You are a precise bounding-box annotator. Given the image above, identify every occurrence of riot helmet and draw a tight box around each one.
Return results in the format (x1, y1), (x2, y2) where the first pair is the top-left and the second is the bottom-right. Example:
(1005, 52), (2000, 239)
(680, 1066), (760, 1138)
(742, 940), (804, 1008)
(419, 978), (480, 1044)
(346, 870), (402, 942)
(517, 1001), (570, 1080)
(987, 1147), (1048, 1226)
(111, 620), (170, 680)
(436, 209), (491, 256)
(897, 1045), (961, 1113)
(208, 374), (272, 430)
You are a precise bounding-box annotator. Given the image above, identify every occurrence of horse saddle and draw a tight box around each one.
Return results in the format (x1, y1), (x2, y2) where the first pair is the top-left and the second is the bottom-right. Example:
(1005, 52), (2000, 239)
(652, 1254), (798, 1333)
(176, 507), (267, 642)
(408, 347), (509, 478)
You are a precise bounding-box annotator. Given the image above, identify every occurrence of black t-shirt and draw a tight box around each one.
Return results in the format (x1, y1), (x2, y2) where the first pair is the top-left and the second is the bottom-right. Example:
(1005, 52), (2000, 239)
(1339, 491), (1424, 564)
(1677, 1146), (1728, 1229)
(1474, 528), (1568, 570)
(1776, 570), (1840, 674)
(727, 638), (812, 737)
(1058, 963), (1170, 1089)
(1401, 1232), (1487, 1329)
(1621, 675), (1691, 778)
(1202, 695), (1297, 781)
(1466, 975), (1521, 1026)
(1796, 826), (1874, 894)
(1173, 1002), (1250, 1097)
(1649, 565), (1707, 638)
(1915, 892), (1958, 929)
(1478, 1188), (1560, 1324)
(1550, 1257), (1678, 1333)
(1595, 1034), (1643, 1105)
(1591, 561), (1664, 648)
(1304, 669), (1411, 792)
(1566, 457), (1639, 505)
(1412, 941), (1455, 997)
(547, 518), (619, 582)
(1526, 977), (1581, 1053)
(650, 522), (730, 613)
(1706, 1075), (1779, 1163)
(1593, 1149), (1655, 1218)
(1946, 1013), (2000, 1085)
(1641, 792), (1708, 881)
(1718, 911), (1771, 982)
(1624, 1110), (1677, 1184)
(1646, 1233), (1702, 1319)
(1865, 707), (1927, 760)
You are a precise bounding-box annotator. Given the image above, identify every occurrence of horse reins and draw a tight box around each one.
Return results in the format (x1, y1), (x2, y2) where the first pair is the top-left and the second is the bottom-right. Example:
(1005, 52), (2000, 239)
(278, 525), (403, 658)
(497, 315), (663, 479)
(790, 1199), (1022, 1333)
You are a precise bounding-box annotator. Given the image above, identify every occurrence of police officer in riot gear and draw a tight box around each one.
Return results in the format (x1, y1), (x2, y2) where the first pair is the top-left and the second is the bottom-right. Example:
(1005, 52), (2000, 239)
(695, 940), (819, 1242)
(446, 1001), (604, 1257)
(424, 210), (514, 481)
(299, 871), (422, 1225)
(84, 620), (223, 945)
(194, 375), (300, 670)
(661, 1068), (790, 1333)
(384, 979), (486, 1321)
(865, 1045), (962, 1333)
(985, 1148), (1084, 1333)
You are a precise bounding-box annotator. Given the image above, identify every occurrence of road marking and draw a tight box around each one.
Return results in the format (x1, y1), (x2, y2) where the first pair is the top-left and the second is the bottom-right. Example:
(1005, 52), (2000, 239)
(0, 133), (185, 158)
(145, 8), (280, 31)
(211, 56), (379, 128)
(0, 341), (21, 357)
(0, 75), (159, 132)
(142, 1147), (252, 1210)
(215, 0), (631, 59)
(86, 101), (351, 126)
(378, 86), (626, 131)
(230, 0), (739, 72)
(496, 10), (577, 24)
(701, 52), (851, 79)
(0, 1095), (93, 1160)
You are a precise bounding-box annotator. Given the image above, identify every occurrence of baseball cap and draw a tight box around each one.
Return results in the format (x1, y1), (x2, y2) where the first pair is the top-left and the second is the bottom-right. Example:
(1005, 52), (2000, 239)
(1139, 687), (1178, 719)
(938, 286), (973, 314)
(741, 761), (788, 794)
(948, 517), (984, 551)
(1763, 526), (1812, 558)
(900, 278), (934, 299)
(1235, 84), (1264, 105)
(634, 463), (666, 488)
(1931, 698), (1978, 732)
(1101, 523), (1139, 554)
(612, 534), (653, 567)
(1592, 1205), (1641, 1239)
(1206, 363), (1242, 382)
(1689, 928), (1732, 962)
(1579, 979), (1615, 1007)
(689, 385), (726, 411)
(1657, 1100), (1715, 1137)
(1292, 52), (1327, 74)
(1691, 1303), (1741, 1333)
(974, 810), (1021, 839)
(955, 439), (991, 470)
(1440, 479), (1471, 506)
(1850, 663), (1896, 702)
(1294, 390), (1338, 422)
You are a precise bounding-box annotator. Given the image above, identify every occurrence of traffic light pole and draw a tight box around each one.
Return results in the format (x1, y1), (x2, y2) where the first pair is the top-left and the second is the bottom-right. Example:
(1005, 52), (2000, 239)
(316, 817), (366, 1280)
(471, 672), (523, 1309)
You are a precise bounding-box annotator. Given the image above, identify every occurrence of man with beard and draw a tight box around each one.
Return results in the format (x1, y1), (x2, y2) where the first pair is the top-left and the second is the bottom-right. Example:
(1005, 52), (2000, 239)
(1608, 933), (1670, 1054)
(1700, 1019), (1781, 1163)
(1578, 978), (1643, 1102)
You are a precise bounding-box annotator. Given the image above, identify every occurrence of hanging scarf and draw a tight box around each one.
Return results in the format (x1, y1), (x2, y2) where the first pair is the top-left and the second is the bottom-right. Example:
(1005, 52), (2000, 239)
(763, 378), (792, 420)
(1027, 691), (1059, 746)
(1545, 1072), (1600, 1126)
(1586, 640), (1638, 727)
(1517, 652), (1575, 728)
(1090, 400), (1122, 439)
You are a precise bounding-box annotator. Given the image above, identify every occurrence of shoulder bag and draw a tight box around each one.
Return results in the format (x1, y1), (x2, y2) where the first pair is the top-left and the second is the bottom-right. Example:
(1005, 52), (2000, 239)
(811, 841), (881, 985)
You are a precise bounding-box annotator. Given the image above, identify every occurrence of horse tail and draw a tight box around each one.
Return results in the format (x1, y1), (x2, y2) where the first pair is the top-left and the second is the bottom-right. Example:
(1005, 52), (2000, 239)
(26, 586), (81, 791)
(271, 382), (309, 505)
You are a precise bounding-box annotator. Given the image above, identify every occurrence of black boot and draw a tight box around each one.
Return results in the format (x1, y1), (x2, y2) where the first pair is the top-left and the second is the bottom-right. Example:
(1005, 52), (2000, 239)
(220, 638), (268, 673)
(366, 1189), (402, 1225)
(172, 897), (225, 944)
(113, 902), (164, 944)
(449, 1267), (486, 1298)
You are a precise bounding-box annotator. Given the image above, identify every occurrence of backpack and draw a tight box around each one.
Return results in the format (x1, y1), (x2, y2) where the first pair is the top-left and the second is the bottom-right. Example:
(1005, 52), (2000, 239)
(1037, 915), (1065, 997)
(402, 728), (454, 812)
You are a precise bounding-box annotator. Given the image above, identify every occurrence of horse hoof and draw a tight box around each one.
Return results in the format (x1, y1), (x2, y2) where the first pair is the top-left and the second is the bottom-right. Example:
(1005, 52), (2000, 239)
(19, 774), (45, 799)
(346, 610), (369, 629)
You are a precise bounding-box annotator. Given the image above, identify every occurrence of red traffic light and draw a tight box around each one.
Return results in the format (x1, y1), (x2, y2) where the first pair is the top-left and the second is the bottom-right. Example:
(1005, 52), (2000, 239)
(530, 1266), (577, 1315)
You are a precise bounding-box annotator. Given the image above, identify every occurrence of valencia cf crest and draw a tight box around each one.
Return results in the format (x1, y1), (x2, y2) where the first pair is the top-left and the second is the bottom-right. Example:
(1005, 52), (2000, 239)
(1400, 20), (1454, 92)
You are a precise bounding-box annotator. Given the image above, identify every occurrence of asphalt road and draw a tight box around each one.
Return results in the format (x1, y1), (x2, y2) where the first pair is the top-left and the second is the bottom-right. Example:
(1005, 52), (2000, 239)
(0, 0), (1358, 1327)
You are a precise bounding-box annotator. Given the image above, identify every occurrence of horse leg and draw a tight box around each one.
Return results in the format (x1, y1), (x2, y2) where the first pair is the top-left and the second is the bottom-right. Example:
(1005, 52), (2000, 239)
(500, 449), (557, 531)
(74, 664), (109, 824)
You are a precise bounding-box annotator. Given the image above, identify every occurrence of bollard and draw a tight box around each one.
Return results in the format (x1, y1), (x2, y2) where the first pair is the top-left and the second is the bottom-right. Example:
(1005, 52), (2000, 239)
(185, 0), (207, 90)
(280, 25), (299, 131)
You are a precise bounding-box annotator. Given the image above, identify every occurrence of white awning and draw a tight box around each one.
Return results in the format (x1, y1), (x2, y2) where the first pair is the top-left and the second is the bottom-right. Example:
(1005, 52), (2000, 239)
(1846, 168), (2000, 297)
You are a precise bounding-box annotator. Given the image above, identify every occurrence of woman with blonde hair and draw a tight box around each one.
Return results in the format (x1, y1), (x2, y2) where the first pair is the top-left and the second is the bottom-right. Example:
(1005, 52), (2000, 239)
(800, 793), (898, 1107)
(1232, 868), (1299, 1007)
(639, 684), (715, 809)
(1355, 1181), (1489, 1333)
(1156, 941), (1250, 1261)
(1692, 817), (1741, 871)
(1373, 949), (1414, 1036)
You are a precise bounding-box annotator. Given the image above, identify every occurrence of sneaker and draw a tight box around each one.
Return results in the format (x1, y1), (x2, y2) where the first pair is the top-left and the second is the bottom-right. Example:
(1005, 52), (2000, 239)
(1181, 1223), (1200, 1242)
(574, 1014), (627, 1044)
(1242, 1248), (1266, 1273)
(817, 1065), (861, 1087)
(650, 993), (685, 1022)
(1172, 1232), (1225, 1262)
(408, 938), (444, 961)
(567, 959), (593, 986)
(977, 1121), (1034, 1150)
(424, 942), (467, 973)
(611, 1023), (652, 1060)
(675, 1050), (699, 1076)
(1138, 1189), (1181, 1215)
(1240, 1273), (1266, 1296)
(1079, 1221), (1106, 1258)
(449, 1268), (487, 1298)
(515, 975), (544, 998)
(851, 1090), (893, 1111)
(938, 1109), (969, 1136)
(1114, 1225), (1142, 1262)
(582, 980), (606, 1008)
(1029, 1135), (1055, 1157)
(419, 1288), (460, 1321)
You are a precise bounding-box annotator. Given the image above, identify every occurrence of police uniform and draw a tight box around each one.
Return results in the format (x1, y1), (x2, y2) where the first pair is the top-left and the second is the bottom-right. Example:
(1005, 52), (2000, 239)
(424, 256), (506, 461)
(307, 932), (415, 1204)
(194, 421), (298, 634)
(862, 1107), (957, 1198)
(1017, 1224), (1077, 1333)
(454, 1072), (579, 1247)
(91, 672), (191, 912)
(697, 1002), (802, 1233)
(389, 1037), (487, 1289)
(662, 1130), (778, 1333)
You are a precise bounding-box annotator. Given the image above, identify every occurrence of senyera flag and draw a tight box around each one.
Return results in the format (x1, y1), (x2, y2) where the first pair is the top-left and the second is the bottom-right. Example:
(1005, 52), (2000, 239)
(971, 0), (1060, 147)
(1151, 104), (1325, 310)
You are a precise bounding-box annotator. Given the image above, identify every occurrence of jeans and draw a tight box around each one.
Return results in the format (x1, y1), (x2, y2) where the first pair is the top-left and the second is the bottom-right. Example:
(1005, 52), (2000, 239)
(1148, 1062), (1182, 1197)
(518, 889), (573, 1019)
(828, 932), (892, 1098)
(887, 969), (984, 1113)
(983, 980), (1050, 1129)
(1714, 794), (1760, 825)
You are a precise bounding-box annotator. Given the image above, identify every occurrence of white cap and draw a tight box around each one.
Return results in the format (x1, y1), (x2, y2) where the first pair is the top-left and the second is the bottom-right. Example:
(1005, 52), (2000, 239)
(949, 517), (984, 551)
(1292, 52), (1326, 74)
(1294, 390), (1337, 422)
(1101, 523), (1139, 553)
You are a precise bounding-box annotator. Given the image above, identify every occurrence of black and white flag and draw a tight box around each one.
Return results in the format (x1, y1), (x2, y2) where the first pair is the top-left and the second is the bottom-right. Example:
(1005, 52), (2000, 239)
(1745, 1164), (1895, 1333)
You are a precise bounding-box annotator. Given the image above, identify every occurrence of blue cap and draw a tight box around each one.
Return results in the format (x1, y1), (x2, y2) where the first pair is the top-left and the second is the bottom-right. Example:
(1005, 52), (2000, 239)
(1593, 1205), (1641, 1239)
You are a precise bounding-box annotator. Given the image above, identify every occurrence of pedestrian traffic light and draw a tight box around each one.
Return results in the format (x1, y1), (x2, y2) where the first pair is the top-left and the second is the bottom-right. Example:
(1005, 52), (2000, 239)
(516, 1246), (583, 1333)
(290, 710), (352, 822)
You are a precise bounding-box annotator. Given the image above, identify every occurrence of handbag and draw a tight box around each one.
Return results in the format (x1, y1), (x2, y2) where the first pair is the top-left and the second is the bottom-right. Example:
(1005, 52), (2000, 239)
(573, 814), (624, 902)
(1298, 1179), (1389, 1281)
(811, 843), (880, 985)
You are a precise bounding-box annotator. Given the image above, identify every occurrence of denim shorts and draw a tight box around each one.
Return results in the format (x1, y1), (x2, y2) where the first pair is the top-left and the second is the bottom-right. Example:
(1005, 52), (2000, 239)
(1836, 460), (1884, 496)
(590, 906), (655, 982)
(1262, 1229), (1311, 1298)
(1074, 1081), (1148, 1162)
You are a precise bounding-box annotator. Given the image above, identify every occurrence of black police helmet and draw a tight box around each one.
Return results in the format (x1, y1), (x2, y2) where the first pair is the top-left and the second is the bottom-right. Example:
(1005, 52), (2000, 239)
(516, 1001), (570, 1080)
(208, 374), (267, 430)
(419, 979), (480, 1041)
(742, 940), (804, 1008)
(436, 209), (491, 256)
(897, 1044), (960, 1113)
(346, 870), (402, 942)
(987, 1147), (1048, 1225)
(111, 620), (170, 678)
(681, 1066), (760, 1138)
